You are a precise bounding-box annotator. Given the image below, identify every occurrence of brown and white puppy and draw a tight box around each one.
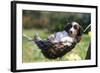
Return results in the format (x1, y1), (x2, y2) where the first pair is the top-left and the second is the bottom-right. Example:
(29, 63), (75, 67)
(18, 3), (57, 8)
(64, 22), (83, 43)
(48, 22), (83, 46)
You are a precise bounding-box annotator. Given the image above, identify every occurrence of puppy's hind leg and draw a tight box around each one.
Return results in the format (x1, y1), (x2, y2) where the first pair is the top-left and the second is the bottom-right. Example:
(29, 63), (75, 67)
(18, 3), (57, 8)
(34, 33), (42, 41)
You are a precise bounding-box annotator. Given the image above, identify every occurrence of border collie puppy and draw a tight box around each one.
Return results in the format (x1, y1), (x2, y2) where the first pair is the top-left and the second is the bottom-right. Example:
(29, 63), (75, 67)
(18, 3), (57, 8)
(48, 22), (83, 46)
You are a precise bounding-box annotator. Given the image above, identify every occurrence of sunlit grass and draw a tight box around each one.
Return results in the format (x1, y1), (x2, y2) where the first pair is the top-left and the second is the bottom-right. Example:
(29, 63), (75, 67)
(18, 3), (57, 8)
(22, 28), (90, 63)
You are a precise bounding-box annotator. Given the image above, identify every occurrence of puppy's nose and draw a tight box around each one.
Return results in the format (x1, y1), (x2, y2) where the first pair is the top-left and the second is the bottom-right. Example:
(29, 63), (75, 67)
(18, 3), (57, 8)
(69, 30), (72, 34)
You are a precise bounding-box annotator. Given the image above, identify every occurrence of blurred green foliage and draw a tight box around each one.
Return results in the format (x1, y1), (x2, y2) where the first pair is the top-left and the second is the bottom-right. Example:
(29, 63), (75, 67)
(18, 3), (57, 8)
(23, 10), (91, 33)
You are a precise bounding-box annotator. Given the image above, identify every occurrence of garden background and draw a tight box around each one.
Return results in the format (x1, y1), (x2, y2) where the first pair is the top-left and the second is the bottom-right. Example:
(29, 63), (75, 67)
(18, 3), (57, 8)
(22, 10), (91, 62)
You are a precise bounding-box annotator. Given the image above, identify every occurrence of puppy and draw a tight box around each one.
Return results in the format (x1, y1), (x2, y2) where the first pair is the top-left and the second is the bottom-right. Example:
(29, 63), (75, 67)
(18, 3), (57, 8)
(48, 22), (83, 46)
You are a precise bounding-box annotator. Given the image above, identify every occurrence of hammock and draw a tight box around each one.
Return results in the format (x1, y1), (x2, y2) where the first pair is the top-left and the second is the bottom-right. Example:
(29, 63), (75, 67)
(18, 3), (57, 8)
(34, 39), (76, 59)
(23, 34), (77, 59)
(34, 35), (76, 59)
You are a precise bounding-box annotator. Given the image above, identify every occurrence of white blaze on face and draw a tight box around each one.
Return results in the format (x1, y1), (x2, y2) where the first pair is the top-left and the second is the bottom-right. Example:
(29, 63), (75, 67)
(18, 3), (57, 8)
(69, 22), (79, 37)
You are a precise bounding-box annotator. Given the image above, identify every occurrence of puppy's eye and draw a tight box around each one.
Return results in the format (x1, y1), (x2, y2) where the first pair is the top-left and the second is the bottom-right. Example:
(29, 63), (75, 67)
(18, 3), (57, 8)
(74, 25), (77, 29)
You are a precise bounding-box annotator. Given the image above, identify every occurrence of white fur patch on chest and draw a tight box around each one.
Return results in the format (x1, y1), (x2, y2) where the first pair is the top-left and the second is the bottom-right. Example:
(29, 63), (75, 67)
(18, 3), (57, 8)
(53, 31), (74, 46)
(61, 37), (74, 46)
(53, 31), (68, 43)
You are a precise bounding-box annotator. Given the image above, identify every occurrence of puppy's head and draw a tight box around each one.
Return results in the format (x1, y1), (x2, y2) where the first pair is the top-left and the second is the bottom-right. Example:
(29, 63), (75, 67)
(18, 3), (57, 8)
(64, 22), (83, 42)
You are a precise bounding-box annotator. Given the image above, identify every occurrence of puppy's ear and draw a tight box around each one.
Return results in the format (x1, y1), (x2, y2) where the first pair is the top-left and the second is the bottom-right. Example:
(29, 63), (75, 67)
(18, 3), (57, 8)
(64, 23), (71, 32)
(77, 25), (83, 36)
(76, 36), (81, 43)
(76, 26), (83, 43)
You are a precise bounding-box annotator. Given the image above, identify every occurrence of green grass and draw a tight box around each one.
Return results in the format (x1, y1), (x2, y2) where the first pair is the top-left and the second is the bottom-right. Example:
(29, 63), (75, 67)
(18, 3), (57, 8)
(22, 28), (90, 63)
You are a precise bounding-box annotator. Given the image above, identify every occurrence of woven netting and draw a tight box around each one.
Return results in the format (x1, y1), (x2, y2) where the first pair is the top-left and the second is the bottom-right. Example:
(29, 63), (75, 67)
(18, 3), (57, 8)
(35, 40), (76, 59)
